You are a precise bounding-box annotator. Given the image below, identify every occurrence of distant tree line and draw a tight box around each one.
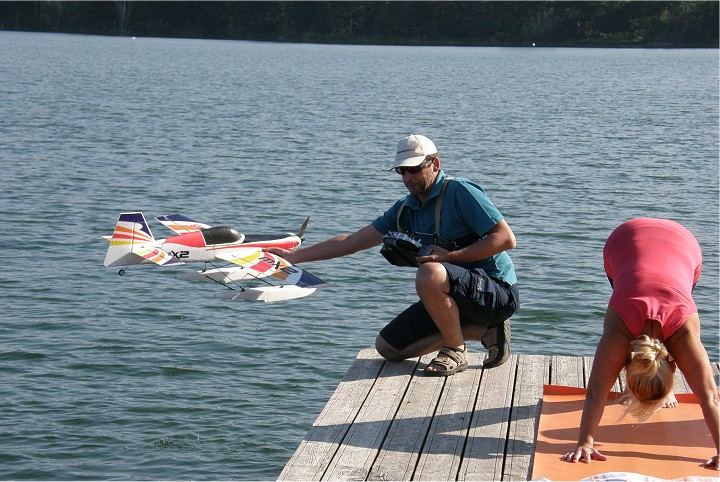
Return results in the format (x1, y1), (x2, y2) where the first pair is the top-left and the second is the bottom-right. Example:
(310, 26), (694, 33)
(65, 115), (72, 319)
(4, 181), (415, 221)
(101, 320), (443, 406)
(0, 1), (717, 47)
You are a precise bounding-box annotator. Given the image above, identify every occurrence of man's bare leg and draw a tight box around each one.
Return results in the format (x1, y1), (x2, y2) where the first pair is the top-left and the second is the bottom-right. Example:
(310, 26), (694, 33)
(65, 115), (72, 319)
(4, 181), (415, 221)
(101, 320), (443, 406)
(375, 323), (488, 361)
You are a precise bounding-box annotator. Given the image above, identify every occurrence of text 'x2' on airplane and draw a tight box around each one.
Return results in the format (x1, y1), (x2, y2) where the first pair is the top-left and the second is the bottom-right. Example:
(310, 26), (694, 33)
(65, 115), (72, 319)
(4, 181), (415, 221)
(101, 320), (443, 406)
(103, 212), (328, 302)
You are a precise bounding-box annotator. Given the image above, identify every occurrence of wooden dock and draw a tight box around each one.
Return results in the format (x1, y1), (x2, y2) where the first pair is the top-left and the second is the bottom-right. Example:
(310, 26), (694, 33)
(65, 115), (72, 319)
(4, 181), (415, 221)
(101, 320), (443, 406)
(279, 349), (717, 481)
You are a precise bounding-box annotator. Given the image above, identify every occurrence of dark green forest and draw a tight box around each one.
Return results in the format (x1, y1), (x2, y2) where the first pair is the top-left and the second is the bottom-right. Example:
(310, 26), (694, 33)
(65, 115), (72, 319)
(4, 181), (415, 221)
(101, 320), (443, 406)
(1, 1), (717, 47)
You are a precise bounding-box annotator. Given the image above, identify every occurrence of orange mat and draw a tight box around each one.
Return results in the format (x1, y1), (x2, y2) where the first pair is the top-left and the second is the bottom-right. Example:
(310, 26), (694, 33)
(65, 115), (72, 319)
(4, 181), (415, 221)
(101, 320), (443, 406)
(532, 385), (717, 480)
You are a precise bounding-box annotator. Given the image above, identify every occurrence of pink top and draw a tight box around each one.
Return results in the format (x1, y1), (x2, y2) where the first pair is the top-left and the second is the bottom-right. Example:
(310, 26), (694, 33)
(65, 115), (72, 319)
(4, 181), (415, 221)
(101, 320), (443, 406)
(603, 218), (702, 340)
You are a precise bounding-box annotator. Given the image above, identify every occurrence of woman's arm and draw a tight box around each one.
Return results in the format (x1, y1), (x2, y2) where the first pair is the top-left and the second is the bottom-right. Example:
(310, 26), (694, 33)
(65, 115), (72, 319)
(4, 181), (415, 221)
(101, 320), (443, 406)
(562, 307), (631, 463)
(667, 314), (720, 469)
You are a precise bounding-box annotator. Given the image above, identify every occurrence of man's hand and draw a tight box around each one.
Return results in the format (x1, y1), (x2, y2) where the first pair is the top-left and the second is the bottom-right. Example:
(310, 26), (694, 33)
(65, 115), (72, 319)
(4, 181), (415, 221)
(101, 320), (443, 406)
(417, 245), (446, 264)
(264, 247), (297, 263)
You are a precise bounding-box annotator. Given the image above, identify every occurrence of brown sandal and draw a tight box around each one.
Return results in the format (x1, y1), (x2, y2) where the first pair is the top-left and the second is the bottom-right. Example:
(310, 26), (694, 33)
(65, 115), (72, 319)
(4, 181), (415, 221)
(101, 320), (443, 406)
(424, 345), (468, 377)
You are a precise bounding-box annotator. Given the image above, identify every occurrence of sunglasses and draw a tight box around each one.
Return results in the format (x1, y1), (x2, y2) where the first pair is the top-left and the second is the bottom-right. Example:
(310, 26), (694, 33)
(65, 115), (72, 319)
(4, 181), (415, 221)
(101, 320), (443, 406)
(395, 157), (434, 175)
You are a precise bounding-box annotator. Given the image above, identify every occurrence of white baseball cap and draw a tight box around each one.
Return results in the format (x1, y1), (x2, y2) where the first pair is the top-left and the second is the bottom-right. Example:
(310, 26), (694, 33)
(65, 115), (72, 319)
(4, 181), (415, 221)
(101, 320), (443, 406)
(393, 134), (437, 169)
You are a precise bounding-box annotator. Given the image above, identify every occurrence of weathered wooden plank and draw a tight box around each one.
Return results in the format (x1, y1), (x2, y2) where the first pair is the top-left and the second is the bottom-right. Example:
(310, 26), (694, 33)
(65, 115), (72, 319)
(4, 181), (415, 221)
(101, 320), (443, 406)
(585, 356), (624, 393)
(458, 353), (517, 481)
(282, 351), (703, 481)
(673, 366), (691, 394)
(503, 354), (549, 481)
(366, 353), (444, 481)
(412, 352), (485, 481)
(278, 349), (386, 481)
(551, 355), (584, 388)
(583, 356), (592, 389)
(676, 360), (719, 395)
(321, 357), (420, 481)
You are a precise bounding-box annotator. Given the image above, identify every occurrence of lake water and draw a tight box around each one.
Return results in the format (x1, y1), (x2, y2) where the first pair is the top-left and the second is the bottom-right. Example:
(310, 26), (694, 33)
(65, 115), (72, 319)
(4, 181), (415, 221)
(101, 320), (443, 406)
(1, 31), (718, 480)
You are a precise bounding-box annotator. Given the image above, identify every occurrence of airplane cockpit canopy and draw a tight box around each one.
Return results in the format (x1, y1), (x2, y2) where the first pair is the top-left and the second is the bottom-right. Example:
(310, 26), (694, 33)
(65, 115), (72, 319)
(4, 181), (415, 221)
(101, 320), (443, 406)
(201, 226), (245, 245)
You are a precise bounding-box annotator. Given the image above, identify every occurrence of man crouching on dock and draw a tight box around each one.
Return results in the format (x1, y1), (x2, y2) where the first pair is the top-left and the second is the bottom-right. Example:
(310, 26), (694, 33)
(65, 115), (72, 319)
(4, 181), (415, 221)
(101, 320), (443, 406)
(267, 134), (519, 376)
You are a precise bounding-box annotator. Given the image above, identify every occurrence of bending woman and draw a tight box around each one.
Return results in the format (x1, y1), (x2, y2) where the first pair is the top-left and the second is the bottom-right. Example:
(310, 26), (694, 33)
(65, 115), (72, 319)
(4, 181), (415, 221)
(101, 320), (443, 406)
(561, 218), (719, 469)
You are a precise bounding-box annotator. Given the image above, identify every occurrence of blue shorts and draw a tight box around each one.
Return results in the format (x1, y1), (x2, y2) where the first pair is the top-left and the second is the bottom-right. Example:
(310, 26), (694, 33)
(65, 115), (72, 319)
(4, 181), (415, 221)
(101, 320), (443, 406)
(379, 262), (519, 351)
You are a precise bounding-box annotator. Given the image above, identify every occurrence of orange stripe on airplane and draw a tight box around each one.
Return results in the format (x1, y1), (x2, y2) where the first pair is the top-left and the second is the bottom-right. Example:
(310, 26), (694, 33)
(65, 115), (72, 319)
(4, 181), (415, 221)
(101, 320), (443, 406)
(274, 259), (291, 281)
(114, 225), (152, 241)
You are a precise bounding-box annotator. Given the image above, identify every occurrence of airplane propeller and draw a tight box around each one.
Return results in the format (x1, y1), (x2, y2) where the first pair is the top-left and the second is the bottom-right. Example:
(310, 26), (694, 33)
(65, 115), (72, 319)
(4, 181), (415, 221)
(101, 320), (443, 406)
(298, 216), (310, 241)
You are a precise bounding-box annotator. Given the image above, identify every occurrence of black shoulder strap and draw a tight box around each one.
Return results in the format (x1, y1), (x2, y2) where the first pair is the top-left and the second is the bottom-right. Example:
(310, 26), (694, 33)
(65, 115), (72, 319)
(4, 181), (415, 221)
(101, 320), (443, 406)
(435, 177), (453, 237)
(396, 203), (407, 233)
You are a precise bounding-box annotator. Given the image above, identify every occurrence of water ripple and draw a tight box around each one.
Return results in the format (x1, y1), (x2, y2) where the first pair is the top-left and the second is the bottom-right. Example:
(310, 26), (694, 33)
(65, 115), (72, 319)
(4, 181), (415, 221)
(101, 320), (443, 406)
(0, 32), (717, 480)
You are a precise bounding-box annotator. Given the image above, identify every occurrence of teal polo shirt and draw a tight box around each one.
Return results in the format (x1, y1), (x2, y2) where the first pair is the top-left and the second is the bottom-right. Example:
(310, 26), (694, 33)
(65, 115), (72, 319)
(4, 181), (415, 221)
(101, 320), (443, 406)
(372, 170), (517, 285)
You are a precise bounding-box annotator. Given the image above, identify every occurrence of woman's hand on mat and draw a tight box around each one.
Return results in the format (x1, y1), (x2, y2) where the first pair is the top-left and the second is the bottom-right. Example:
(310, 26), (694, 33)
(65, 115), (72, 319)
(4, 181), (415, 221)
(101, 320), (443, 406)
(702, 454), (719, 470)
(561, 444), (607, 463)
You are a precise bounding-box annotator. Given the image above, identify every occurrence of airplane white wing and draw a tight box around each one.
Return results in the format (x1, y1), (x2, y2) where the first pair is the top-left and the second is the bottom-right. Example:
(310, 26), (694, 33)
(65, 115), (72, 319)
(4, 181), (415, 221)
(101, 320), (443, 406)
(213, 285), (318, 303)
(155, 214), (212, 234)
(216, 249), (328, 289)
(176, 248), (328, 302)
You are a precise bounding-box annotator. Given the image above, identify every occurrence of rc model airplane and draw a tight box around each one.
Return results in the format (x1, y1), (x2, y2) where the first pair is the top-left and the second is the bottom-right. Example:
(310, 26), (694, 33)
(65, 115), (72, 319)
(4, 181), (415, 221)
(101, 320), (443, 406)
(104, 212), (328, 302)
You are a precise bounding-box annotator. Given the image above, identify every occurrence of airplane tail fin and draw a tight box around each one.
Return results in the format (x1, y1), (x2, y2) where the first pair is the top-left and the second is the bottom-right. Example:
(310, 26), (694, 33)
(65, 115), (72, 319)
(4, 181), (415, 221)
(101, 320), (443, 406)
(104, 212), (157, 267)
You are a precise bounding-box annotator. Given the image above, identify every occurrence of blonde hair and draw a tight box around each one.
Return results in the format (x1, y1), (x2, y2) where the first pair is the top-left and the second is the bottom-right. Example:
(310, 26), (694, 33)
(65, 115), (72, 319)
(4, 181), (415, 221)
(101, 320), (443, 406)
(621, 335), (674, 422)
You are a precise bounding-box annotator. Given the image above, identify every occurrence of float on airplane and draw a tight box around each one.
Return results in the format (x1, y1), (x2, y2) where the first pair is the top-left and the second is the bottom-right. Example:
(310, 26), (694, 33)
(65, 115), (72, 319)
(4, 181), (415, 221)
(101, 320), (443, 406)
(103, 212), (328, 302)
